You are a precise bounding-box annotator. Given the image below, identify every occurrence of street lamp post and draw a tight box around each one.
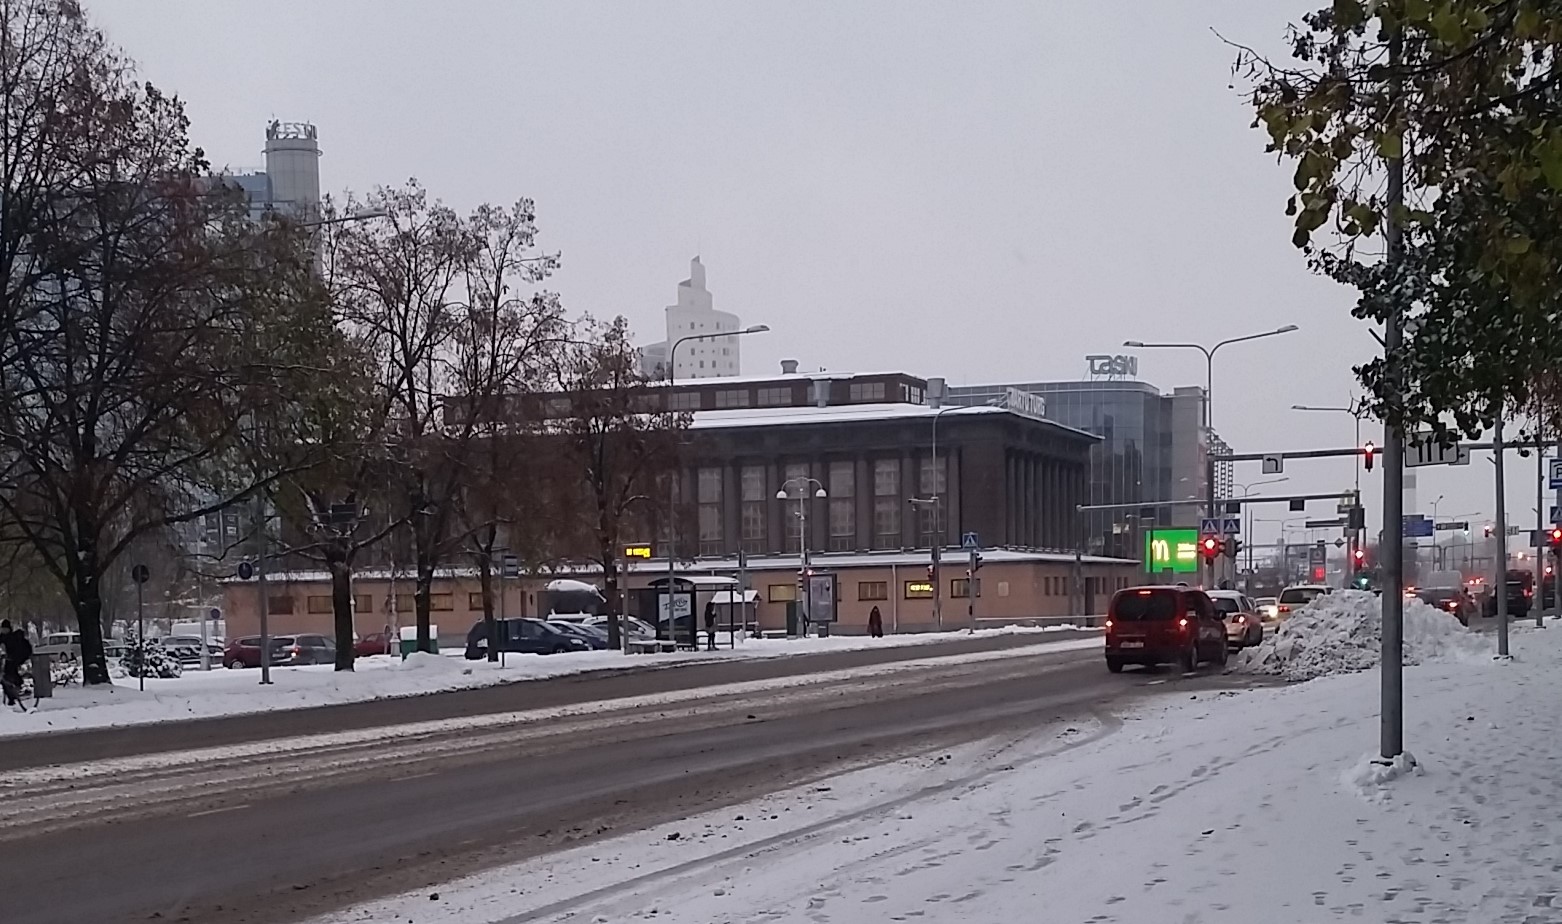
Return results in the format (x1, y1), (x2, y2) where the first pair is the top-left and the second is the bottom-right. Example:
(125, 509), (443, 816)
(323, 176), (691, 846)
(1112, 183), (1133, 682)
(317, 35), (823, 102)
(1127, 325), (1299, 588)
(1235, 477), (1288, 590)
(662, 324), (770, 644)
(778, 477), (826, 637)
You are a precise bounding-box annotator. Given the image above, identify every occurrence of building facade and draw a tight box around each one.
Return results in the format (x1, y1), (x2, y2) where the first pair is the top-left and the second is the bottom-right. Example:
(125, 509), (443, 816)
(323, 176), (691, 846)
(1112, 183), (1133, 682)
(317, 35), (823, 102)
(948, 377), (1226, 558)
(222, 120), (323, 220)
(638, 256), (744, 379)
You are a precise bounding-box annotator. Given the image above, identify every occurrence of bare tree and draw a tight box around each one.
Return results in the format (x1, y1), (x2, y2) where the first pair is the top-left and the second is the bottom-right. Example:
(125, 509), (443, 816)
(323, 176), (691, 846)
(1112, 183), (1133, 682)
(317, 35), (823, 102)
(550, 316), (688, 650)
(0, 3), (340, 682)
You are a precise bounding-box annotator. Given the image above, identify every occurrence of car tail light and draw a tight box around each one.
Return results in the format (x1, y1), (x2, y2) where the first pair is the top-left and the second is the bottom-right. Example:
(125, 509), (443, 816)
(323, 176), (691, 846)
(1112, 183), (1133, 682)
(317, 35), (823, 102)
(1279, 604), (1290, 614)
(1178, 617), (1188, 629)
(290, 645), (303, 657)
(1235, 615), (1245, 624)
(1104, 619), (1114, 631)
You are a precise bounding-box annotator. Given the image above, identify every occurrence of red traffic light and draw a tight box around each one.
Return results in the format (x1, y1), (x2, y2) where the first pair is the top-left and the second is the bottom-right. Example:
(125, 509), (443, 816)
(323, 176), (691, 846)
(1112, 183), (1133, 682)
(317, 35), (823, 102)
(1362, 441), (1375, 472)
(1352, 548), (1366, 565)
(1199, 535), (1221, 560)
(1549, 527), (1562, 546)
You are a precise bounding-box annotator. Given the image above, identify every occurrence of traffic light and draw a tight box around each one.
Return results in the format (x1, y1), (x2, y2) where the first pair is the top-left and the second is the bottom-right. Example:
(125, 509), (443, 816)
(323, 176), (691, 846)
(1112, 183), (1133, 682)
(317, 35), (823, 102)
(926, 563), (935, 580)
(1362, 440), (1375, 472)
(1199, 535), (1222, 562)
(1352, 547), (1366, 569)
(971, 553), (984, 573)
(1548, 527), (1562, 549)
(1224, 538), (1241, 560)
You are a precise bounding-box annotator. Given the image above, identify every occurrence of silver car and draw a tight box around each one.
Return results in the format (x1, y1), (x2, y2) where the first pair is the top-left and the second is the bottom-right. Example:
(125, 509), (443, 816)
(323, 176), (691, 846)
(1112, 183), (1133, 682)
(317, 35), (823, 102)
(1207, 591), (1263, 648)
(1253, 597), (1279, 622)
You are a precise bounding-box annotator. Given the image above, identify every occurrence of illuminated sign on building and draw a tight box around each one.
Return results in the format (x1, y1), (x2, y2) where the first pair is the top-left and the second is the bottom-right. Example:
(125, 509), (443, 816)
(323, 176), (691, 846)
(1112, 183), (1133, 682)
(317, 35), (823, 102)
(1086, 354), (1139, 379)
(624, 543), (653, 559)
(1145, 528), (1200, 574)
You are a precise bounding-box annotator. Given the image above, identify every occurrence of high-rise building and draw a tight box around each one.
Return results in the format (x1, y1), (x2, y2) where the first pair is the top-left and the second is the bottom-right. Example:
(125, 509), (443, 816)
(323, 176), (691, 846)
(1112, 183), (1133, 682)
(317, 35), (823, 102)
(638, 257), (744, 380)
(223, 120), (323, 220)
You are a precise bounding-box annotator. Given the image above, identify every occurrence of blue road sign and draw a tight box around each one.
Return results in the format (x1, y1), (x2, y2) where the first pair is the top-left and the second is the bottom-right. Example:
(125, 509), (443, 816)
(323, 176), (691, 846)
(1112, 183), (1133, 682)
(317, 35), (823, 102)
(1199, 517), (1220, 534)
(1402, 515), (1434, 538)
(1551, 459), (1562, 489)
(961, 531), (979, 550)
(1220, 516), (1242, 535)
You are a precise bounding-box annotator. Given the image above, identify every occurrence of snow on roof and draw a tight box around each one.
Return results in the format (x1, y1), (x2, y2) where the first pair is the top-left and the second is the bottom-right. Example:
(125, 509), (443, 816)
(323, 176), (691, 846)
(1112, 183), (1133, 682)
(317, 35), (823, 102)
(688, 403), (1098, 441)
(710, 589), (761, 604)
(544, 578), (603, 596)
(657, 370), (918, 388)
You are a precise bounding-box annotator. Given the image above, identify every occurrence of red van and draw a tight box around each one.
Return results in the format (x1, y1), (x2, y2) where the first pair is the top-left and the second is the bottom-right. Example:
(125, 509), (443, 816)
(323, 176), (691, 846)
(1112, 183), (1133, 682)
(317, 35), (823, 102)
(1105, 586), (1228, 674)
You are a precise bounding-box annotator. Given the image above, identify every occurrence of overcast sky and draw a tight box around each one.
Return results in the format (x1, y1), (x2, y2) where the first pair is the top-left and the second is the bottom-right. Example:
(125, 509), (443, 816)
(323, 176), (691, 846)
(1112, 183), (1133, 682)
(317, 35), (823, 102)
(89, 0), (1545, 556)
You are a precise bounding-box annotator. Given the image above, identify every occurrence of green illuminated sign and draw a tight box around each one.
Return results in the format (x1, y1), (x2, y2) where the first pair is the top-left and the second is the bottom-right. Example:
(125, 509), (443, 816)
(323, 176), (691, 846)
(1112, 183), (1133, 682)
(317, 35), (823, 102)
(1145, 528), (1200, 574)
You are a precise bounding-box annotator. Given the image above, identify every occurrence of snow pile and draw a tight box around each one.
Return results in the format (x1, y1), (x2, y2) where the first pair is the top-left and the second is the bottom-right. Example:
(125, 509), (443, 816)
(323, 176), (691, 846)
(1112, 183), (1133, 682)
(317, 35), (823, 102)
(1234, 589), (1486, 681)
(1341, 750), (1422, 803)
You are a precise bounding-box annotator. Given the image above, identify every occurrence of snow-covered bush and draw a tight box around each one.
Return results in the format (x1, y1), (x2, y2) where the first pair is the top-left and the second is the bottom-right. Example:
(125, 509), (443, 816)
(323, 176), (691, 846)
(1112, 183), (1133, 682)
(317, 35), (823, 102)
(1234, 589), (1487, 681)
(119, 630), (182, 679)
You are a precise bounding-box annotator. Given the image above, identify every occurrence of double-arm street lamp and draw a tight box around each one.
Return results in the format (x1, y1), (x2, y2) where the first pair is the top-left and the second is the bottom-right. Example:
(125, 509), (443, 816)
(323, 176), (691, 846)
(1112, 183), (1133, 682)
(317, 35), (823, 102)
(1125, 325), (1298, 586)
(778, 477), (827, 635)
(1235, 477), (1288, 587)
(661, 324), (770, 643)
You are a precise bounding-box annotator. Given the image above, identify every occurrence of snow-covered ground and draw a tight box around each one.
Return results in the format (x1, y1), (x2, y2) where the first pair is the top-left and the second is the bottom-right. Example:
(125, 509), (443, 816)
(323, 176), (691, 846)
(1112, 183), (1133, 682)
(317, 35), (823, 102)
(0, 625), (1091, 738)
(317, 614), (1556, 923)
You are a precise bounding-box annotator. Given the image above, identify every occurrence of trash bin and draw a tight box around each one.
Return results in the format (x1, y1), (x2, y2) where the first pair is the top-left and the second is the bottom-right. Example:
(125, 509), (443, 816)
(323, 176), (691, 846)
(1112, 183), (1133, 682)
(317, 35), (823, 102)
(816, 623), (830, 638)
(30, 653), (52, 699)
(398, 625), (439, 659)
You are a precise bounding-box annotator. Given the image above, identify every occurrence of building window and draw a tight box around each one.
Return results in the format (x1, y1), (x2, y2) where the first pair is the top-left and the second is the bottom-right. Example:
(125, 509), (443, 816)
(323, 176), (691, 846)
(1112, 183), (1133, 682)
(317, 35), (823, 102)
(951, 578), (979, 599)
(758, 386), (792, 406)
(669, 391), (701, 410)
(903, 581), (933, 599)
(307, 595), (333, 614)
(782, 463), (809, 548)
(698, 466), (723, 556)
(859, 581), (888, 601)
(355, 594), (372, 614)
(394, 593), (455, 613)
(917, 455), (947, 545)
(768, 583), (797, 602)
(468, 592), (486, 611)
(740, 464), (767, 553)
(828, 461), (855, 551)
(268, 596), (295, 615)
(873, 459), (900, 548)
(716, 389), (750, 408)
(849, 382), (886, 403)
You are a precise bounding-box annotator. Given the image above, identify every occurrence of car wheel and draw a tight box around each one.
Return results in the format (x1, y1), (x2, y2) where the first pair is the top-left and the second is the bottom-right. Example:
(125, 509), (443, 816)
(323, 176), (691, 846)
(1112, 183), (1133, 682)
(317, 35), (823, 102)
(1180, 641), (1198, 673)
(1106, 658), (1124, 674)
(227, 659), (244, 670)
(1214, 639), (1229, 667)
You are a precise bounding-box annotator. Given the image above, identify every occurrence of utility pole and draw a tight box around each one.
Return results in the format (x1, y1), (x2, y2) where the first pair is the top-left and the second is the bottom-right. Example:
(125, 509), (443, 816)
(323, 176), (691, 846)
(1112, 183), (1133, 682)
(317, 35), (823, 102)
(1494, 414), (1510, 658)
(1378, 26), (1406, 763)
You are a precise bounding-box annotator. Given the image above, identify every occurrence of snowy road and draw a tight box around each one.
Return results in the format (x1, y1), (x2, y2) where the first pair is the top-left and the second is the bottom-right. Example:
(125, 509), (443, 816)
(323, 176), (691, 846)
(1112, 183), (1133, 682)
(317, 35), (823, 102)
(0, 637), (1263, 924)
(317, 619), (1557, 924)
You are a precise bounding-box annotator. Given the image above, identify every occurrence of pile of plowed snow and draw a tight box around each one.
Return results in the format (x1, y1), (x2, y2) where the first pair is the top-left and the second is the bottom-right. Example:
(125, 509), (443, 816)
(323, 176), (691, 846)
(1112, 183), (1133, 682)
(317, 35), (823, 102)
(1234, 589), (1488, 681)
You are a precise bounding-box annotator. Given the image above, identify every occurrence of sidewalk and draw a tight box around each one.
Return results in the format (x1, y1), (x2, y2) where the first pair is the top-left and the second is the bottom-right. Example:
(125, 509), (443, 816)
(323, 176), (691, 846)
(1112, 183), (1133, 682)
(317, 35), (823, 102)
(316, 611), (1559, 923)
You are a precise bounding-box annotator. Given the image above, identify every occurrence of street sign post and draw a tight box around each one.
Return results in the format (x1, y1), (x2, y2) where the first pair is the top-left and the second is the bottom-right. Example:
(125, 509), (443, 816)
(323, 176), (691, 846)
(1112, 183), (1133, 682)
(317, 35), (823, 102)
(1261, 454), (1284, 475)
(1434, 521), (1470, 531)
(1551, 458), (1562, 490)
(961, 531), (979, 550)
(1402, 516), (1434, 538)
(1200, 517), (1220, 535)
(1220, 516), (1241, 535)
(131, 564), (149, 691)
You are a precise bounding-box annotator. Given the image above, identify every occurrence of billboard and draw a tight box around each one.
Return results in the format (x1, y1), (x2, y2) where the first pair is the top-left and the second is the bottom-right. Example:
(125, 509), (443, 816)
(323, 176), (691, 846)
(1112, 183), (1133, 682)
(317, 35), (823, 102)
(1145, 528), (1200, 574)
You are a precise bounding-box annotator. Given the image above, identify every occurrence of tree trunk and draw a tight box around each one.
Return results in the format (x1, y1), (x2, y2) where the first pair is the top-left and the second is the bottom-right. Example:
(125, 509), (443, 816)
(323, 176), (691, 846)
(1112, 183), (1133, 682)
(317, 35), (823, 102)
(601, 546), (621, 649)
(414, 560), (434, 652)
(478, 551), (497, 662)
(329, 552), (356, 671)
(74, 567), (110, 685)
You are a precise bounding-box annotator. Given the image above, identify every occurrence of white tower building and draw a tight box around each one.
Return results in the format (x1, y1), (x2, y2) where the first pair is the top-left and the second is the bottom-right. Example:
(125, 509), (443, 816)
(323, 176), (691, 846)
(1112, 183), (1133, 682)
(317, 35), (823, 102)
(665, 256), (742, 379)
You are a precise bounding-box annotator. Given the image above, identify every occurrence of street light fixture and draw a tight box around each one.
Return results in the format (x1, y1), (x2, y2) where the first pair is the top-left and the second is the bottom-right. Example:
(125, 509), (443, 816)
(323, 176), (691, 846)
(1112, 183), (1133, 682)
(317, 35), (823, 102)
(778, 478), (827, 636)
(661, 324), (771, 646)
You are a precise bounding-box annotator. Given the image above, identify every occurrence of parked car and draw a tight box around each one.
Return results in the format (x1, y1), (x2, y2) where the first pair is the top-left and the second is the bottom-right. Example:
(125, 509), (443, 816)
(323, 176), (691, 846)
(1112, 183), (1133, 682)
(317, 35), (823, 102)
(353, 632), (394, 657)
(1416, 587), (1476, 626)
(1253, 597), (1279, 622)
(278, 634), (336, 666)
(1207, 590), (1264, 648)
(1276, 584), (1332, 618)
(546, 621), (610, 649)
(158, 635), (222, 667)
(582, 615), (657, 640)
(223, 635), (295, 669)
(1104, 586), (1228, 673)
(465, 618), (593, 659)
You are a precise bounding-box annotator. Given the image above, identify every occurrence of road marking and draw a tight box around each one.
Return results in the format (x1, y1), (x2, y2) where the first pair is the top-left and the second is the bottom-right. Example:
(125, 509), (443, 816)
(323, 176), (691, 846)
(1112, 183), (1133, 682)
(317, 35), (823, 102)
(186, 803), (248, 818)
(399, 771), (436, 781)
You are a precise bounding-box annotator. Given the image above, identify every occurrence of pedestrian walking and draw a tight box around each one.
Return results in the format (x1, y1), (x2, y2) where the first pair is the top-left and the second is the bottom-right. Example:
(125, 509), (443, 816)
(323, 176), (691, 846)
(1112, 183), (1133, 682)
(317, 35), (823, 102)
(867, 605), (884, 638)
(704, 601), (717, 651)
(0, 619), (32, 710)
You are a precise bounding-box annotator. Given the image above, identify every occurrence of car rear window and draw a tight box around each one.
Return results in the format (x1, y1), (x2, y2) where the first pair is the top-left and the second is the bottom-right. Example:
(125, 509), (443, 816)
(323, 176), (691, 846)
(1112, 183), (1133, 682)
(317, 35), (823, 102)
(1279, 587), (1324, 605)
(1418, 589), (1458, 602)
(1112, 590), (1179, 621)
(1209, 597), (1241, 614)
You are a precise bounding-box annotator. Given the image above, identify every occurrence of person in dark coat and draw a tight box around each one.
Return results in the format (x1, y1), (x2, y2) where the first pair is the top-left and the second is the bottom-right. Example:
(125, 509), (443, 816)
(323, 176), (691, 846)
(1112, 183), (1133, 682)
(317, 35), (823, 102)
(867, 605), (884, 638)
(703, 601), (718, 651)
(0, 619), (32, 707)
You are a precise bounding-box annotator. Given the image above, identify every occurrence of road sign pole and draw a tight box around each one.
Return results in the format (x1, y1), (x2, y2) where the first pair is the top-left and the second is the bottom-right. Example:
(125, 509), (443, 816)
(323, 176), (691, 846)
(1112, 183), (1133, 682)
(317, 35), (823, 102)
(1495, 416), (1510, 658)
(136, 578), (145, 692)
